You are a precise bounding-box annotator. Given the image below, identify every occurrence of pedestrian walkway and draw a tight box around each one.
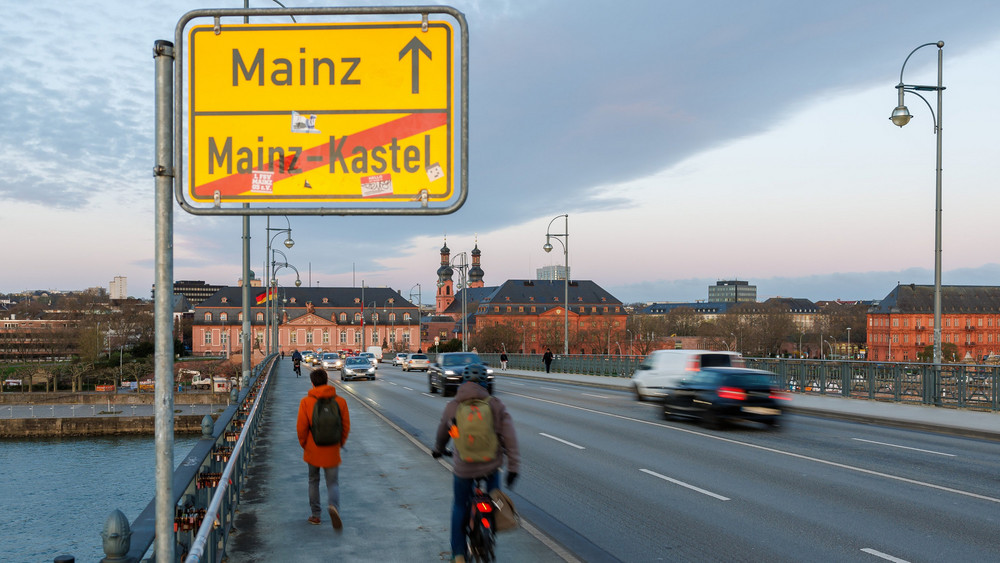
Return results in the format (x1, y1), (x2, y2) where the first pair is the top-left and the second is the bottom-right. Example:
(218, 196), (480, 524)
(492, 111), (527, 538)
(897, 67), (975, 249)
(225, 360), (565, 562)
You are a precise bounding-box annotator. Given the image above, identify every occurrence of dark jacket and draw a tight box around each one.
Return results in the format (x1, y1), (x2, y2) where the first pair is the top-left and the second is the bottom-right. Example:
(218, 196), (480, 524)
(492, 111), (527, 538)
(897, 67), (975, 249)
(434, 382), (520, 479)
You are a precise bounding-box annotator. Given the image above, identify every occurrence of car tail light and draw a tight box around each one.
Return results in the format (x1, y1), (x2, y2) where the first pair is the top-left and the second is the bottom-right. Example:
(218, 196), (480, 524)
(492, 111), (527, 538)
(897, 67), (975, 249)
(717, 386), (746, 400)
(770, 390), (791, 401)
(686, 359), (700, 372)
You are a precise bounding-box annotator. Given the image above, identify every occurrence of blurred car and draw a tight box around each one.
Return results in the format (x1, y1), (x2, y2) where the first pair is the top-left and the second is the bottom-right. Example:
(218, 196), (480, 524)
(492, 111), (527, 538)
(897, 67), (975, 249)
(428, 352), (493, 396)
(319, 352), (344, 370)
(341, 357), (376, 381)
(661, 367), (788, 429)
(403, 353), (429, 372)
(632, 349), (744, 401)
(359, 352), (378, 368)
(302, 350), (317, 364)
(393, 353), (409, 367)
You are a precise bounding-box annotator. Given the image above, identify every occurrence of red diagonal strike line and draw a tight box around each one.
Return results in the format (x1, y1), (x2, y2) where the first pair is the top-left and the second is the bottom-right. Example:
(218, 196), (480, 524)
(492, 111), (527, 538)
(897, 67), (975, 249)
(193, 112), (448, 198)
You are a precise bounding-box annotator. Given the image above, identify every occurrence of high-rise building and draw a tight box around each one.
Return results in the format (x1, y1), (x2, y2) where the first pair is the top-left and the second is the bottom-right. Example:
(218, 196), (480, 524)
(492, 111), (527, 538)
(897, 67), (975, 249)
(708, 280), (756, 303)
(109, 276), (128, 300)
(536, 265), (569, 281)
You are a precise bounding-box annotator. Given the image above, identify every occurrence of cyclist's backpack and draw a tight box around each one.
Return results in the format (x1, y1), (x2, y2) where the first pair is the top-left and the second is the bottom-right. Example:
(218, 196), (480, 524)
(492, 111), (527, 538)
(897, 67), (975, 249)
(453, 398), (498, 462)
(311, 397), (342, 446)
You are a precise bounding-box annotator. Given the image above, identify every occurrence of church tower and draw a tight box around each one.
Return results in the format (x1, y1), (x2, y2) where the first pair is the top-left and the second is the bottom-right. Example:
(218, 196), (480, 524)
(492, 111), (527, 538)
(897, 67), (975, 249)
(469, 239), (485, 289)
(435, 238), (455, 313)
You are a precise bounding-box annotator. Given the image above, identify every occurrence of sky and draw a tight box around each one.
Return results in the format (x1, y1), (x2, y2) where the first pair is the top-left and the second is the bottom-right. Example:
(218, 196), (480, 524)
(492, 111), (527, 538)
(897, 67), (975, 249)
(2, 1), (1000, 305)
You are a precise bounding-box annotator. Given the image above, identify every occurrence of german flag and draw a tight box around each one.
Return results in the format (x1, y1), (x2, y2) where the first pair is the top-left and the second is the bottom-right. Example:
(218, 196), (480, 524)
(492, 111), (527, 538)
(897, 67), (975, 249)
(255, 288), (276, 305)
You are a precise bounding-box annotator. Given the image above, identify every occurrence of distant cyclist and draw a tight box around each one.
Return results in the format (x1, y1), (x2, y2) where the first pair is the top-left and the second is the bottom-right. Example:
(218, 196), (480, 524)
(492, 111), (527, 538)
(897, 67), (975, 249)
(291, 349), (302, 377)
(432, 364), (520, 563)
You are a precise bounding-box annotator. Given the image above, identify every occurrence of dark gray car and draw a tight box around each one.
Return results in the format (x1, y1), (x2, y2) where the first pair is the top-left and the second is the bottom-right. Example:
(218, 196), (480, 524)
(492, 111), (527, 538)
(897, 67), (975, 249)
(427, 352), (493, 396)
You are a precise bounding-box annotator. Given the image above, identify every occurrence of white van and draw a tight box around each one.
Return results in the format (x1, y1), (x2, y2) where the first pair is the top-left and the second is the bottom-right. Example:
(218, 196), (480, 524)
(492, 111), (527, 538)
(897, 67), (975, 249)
(366, 346), (383, 363)
(632, 349), (744, 401)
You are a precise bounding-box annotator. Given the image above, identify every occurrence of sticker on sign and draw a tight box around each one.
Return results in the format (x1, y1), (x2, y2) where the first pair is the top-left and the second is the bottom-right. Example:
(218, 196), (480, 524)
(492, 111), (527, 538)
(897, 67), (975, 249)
(361, 174), (393, 198)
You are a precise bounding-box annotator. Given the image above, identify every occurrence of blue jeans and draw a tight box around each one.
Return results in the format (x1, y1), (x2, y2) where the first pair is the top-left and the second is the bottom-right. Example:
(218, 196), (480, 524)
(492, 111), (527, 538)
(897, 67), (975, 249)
(308, 464), (340, 517)
(451, 471), (499, 558)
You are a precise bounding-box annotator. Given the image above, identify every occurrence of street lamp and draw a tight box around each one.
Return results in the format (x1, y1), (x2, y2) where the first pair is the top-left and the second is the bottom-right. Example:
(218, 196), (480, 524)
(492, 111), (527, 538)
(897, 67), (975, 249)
(846, 327), (852, 360)
(890, 41), (945, 365)
(264, 216), (294, 355)
(270, 250), (301, 355)
(543, 214), (569, 355)
(437, 252), (469, 351)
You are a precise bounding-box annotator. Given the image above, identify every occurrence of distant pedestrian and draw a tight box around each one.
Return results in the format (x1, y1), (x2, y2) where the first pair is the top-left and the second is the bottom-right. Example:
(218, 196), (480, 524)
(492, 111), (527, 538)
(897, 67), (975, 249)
(542, 348), (553, 373)
(297, 368), (351, 530)
(500, 352), (508, 371)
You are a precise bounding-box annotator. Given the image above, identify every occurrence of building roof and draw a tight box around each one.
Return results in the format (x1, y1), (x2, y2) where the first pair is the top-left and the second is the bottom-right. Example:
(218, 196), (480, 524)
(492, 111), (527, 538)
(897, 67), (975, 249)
(197, 286), (416, 310)
(869, 284), (1000, 314)
(477, 279), (622, 310)
(640, 302), (734, 315)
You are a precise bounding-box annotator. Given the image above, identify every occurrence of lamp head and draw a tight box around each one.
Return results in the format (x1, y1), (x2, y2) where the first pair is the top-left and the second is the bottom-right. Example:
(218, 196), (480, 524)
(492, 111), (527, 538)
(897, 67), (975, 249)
(283, 237), (294, 249)
(543, 241), (553, 253)
(295, 279), (302, 287)
(890, 105), (911, 127)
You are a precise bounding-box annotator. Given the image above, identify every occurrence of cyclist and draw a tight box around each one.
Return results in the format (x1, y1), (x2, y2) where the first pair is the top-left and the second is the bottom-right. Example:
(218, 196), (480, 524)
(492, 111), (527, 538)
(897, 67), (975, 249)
(432, 364), (520, 563)
(291, 349), (302, 377)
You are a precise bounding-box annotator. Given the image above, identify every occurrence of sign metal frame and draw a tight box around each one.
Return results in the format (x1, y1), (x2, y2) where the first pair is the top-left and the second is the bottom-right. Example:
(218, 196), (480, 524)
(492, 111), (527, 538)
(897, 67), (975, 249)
(173, 6), (468, 216)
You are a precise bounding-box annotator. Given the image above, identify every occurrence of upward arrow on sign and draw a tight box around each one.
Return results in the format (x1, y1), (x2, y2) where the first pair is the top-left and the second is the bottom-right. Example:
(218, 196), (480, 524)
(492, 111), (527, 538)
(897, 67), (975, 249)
(399, 37), (432, 94)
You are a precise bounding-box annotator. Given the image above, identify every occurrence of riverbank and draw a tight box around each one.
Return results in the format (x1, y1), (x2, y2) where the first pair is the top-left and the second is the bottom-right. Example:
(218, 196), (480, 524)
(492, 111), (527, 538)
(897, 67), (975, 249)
(0, 414), (210, 438)
(0, 391), (233, 405)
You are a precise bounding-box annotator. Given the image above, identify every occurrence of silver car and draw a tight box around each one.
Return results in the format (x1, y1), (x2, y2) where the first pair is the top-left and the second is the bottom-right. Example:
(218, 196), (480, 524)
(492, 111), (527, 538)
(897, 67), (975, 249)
(403, 353), (429, 372)
(320, 352), (343, 370)
(393, 353), (409, 366)
(341, 357), (376, 381)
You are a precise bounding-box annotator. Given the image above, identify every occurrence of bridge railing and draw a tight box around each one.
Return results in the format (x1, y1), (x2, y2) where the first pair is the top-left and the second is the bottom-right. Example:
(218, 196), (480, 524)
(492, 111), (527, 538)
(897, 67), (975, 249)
(477, 353), (999, 412)
(95, 354), (278, 563)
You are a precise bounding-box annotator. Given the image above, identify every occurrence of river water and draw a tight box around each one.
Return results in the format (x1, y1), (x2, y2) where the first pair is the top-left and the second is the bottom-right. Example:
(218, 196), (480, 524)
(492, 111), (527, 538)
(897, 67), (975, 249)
(1, 434), (200, 562)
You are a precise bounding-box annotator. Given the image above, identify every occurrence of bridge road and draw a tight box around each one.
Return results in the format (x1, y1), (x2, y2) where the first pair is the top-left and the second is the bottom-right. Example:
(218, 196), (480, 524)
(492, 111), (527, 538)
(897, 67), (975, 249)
(226, 359), (565, 562)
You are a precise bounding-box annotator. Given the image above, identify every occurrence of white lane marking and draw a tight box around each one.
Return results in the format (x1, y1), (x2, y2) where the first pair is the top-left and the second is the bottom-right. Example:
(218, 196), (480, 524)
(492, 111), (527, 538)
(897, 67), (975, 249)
(506, 381), (526, 386)
(421, 393), (436, 398)
(402, 386), (414, 392)
(582, 392), (610, 399)
(852, 438), (955, 457)
(540, 387), (560, 391)
(505, 391), (1000, 505)
(861, 548), (910, 562)
(640, 469), (730, 501)
(540, 433), (586, 450)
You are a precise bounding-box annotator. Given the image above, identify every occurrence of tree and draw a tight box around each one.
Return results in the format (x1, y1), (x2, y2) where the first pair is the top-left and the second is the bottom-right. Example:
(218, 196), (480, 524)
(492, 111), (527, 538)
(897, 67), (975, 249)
(664, 307), (703, 336)
(917, 342), (959, 363)
(626, 314), (670, 356)
(469, 323), (521, 353)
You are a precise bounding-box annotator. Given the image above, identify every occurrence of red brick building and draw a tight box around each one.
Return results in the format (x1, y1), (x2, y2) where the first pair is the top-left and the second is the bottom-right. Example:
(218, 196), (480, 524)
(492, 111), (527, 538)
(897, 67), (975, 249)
(192, 286), (419, 358)
(867, 284), (1000, 362)
(433, 240), (627, 354)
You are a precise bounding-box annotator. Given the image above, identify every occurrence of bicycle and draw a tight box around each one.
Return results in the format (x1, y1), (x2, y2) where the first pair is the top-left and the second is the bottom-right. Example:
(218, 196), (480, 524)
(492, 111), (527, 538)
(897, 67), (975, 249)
(438, 450), (497, 562)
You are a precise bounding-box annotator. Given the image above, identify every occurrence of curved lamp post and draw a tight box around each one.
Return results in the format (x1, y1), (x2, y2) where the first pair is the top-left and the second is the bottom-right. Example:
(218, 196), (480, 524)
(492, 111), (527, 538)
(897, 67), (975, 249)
(543, 214), (569, 355)
(264, 217), (294, 355)
(890, 41), (944, 365)
(437, 252), (469, 351)
(270, 249), (301, 355)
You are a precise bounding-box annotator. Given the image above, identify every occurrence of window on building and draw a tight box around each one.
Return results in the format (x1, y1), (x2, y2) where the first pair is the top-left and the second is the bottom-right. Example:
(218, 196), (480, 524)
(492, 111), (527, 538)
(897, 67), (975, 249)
(322, 298), (329, 304)
(290, 332), (298, 344)
(371, 332), (379, 345)
(340, 313), (347, 322)
(389, 313), (396, 322)
(506, 306), (512, 312)
(203, 331), (212, 345)
(238, 312), (243, 322)
(220, 312), (228, 322)
(403, 313), (411, 321)
(340, 331), (347, 344)
(354, 330), (361, 344)
(256, 312), (264, 322)
(220, 333), (228, 347)
(322, 330), (330, 344)
(892, 319), (899, 327)
(389, 331), (396, 345)
(204, 312), (212, 322)
(306, 332), (314, 344)
(403, 332), (411, 346)
(494, 306), (500, 312)
(530, 306), (536, 313)
(355, 313), (362, 322)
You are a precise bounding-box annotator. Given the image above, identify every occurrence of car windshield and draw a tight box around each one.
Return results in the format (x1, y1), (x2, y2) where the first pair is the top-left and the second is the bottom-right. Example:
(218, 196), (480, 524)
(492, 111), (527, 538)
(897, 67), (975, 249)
(322, 354), (336, 360)
(722, 373), (775, 388)
(442, 353), (480, 366)
(411, 354), (428, 360)
(346, 358), (369, 366)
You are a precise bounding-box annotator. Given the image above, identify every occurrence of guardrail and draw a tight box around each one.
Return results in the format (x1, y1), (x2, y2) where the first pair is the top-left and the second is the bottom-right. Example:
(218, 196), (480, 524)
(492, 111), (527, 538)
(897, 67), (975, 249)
(478, 352), (999, 412)
(92, 354), (278, 563)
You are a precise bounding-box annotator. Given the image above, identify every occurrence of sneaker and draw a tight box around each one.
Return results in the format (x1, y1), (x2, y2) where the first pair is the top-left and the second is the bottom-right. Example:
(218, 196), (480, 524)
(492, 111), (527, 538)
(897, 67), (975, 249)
(452, 556), (466, 563)
(328, 505), (342, 530)
(307, 516), (321, 525)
